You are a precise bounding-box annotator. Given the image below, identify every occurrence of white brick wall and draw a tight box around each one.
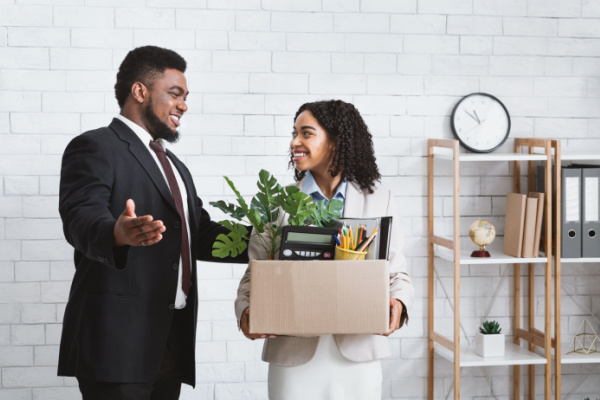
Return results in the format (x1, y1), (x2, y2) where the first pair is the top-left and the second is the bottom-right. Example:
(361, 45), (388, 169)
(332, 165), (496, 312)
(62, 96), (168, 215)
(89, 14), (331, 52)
(1, 1), (599, 399)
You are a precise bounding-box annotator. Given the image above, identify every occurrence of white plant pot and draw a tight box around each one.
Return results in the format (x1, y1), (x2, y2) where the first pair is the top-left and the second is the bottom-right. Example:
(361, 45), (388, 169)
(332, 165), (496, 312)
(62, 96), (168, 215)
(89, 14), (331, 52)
(475, 332), (505, 357)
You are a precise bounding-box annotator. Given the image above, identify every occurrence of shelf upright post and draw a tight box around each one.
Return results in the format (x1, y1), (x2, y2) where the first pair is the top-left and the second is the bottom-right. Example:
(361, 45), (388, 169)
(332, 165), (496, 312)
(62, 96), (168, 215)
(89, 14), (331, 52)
(513, 141), (523, 399)
(427, 140), (435, 400)
(514, 138), (553, 400)
(427, 138), (461, 399)
(544, 140), (553, 400)
(552, 140), (561, 399)
(452, 140), (461, 400)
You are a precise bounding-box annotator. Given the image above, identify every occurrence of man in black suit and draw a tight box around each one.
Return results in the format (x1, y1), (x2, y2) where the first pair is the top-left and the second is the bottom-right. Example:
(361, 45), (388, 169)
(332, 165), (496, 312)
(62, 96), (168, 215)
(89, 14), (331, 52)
(58, 46), (247, 400)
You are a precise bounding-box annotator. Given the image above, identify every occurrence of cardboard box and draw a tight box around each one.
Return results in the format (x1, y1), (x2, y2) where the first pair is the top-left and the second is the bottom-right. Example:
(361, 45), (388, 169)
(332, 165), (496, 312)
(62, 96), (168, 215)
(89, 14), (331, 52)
(249, 259), (390, 336)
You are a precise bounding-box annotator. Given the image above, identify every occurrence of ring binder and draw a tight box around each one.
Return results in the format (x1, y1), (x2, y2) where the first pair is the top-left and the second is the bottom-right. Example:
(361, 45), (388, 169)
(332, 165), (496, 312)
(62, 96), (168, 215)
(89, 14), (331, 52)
(562, 167), (582, 258)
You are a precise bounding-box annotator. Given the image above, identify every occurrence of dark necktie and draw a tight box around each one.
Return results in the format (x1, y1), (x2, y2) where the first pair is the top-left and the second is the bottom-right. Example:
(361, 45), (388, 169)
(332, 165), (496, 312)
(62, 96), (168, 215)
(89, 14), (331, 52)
(149, 140), (191, 296)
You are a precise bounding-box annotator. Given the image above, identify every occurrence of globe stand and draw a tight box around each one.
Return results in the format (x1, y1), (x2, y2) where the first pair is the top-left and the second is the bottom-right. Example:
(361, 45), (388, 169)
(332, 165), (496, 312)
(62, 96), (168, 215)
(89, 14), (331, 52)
(471, 245), (490, 258)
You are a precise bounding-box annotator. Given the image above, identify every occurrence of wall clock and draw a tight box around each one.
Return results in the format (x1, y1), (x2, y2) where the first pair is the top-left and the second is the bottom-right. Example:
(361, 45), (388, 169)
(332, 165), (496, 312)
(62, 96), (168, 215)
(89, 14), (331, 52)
(450, 93), (511, 153)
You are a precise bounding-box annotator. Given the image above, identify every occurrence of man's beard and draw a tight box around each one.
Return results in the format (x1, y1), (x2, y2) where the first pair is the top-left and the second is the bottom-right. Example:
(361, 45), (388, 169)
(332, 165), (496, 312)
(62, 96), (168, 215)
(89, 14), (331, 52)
(142, 97), (180, 143)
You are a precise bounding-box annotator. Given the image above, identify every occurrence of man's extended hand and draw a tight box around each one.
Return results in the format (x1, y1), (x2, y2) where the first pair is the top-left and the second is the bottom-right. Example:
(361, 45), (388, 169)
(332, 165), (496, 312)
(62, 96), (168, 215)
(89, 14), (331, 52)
(241, 308), (276, 340)
(383, 299), (404, 337)
(113, 199), (166, 247)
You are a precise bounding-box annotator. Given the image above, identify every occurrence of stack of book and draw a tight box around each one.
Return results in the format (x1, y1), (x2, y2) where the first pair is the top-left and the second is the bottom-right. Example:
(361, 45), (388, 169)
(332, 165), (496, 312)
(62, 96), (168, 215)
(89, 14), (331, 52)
(503, 192), (545, 258)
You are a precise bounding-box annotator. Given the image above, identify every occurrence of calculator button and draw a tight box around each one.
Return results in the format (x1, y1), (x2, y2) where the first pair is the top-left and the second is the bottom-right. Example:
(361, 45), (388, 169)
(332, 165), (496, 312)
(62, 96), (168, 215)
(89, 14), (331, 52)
(283, 249), (292, 257)
(323, 252), (332, 259)
(315, 252), (321, 257)
(309, 252), (314, 257)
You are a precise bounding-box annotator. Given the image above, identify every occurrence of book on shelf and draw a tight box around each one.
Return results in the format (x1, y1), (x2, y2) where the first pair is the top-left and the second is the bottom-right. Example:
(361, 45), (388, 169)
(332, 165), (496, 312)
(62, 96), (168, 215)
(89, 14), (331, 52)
(504, 193), (527, 257)
(521, 197), (538, 258)
(528, 192), (545, 257)
(504, 192), (545, 258)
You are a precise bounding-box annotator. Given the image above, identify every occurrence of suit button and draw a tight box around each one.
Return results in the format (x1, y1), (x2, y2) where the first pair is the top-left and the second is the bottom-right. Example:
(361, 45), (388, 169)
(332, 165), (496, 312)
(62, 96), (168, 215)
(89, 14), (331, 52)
(173, 221), (180, 229)
(169, 304), (175, 310)
(172, 263), (178, 270)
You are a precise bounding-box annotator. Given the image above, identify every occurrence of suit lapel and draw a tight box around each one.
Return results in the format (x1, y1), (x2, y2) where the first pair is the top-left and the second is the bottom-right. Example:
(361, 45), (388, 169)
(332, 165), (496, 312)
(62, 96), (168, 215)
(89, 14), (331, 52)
(109, 119), (177, 212)
(343, 181), (364, 218)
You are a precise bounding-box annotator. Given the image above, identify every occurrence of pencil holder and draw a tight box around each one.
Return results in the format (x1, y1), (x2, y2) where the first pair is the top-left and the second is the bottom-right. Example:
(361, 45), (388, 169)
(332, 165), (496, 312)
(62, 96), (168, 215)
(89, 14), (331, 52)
(335, 246), (367, 261)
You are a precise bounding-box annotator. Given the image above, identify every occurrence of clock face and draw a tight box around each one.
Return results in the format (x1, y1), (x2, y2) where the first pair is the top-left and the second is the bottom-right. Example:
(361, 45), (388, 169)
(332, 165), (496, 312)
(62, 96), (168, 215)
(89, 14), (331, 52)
(451, 93), (511, 153)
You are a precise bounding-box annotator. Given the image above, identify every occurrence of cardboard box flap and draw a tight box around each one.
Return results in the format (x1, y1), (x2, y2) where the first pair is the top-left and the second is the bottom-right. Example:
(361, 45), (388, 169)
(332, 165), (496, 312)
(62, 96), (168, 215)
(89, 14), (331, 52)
(249, 259), (390, 336)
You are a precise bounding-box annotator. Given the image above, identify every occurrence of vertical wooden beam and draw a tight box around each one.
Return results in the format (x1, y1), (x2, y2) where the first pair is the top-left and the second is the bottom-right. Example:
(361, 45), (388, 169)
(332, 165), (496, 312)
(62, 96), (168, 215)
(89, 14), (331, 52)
(528, 147), (536, 398)
(453, 141), (461, 400)
(514, 262), (521, 400)
(529, 261), (536, 398)
(427, 140), (435, 400)
(554, 140), (562, 399)
(544, 141), (553, 399)
(513, 141), (522, 400)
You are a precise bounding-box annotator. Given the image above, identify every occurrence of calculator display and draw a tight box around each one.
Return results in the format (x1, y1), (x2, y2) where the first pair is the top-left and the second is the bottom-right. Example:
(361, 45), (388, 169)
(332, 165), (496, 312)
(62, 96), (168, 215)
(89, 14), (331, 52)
(287, 232), (332, 244)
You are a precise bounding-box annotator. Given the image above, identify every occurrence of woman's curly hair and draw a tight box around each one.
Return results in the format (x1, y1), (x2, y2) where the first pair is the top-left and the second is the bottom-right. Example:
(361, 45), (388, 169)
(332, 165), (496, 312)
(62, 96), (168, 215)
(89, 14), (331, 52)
(290, 100), (381, 194)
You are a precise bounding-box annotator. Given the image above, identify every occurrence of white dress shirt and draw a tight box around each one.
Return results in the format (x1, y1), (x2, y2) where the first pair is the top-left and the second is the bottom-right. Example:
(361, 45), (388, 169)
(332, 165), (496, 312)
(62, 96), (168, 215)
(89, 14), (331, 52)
(116, 115), (191, 309)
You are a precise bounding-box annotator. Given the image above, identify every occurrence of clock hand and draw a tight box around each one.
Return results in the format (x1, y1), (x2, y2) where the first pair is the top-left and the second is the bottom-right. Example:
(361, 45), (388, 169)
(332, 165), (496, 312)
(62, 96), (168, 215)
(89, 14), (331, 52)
(464, 109), (479, 123)
(473, 110), (482, 124)
(463, 123), (480, 135)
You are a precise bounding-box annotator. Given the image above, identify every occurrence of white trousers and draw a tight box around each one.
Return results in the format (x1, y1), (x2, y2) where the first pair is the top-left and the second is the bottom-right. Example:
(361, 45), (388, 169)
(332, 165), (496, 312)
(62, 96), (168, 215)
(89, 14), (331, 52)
(268, 334), (382, 400)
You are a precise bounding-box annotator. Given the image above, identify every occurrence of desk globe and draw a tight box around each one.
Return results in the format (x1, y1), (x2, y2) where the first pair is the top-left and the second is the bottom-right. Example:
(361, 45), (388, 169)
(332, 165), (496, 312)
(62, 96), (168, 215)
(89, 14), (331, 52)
(468, 218), (496, 257)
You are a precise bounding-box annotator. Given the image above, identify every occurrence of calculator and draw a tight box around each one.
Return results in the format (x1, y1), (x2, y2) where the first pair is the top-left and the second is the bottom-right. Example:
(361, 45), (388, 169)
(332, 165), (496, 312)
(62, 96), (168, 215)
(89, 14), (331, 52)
(279, 225), (338, 260)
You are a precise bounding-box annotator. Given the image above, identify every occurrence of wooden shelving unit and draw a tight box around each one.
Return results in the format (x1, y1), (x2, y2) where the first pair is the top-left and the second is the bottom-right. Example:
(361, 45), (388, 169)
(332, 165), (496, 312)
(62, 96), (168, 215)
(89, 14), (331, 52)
(427, 138), (555, 400)
(554, 148), (600, 398)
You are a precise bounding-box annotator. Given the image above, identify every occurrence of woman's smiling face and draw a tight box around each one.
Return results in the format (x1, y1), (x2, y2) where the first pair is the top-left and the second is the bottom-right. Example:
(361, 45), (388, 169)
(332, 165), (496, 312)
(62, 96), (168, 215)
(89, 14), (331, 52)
(290, 110), (335, 174)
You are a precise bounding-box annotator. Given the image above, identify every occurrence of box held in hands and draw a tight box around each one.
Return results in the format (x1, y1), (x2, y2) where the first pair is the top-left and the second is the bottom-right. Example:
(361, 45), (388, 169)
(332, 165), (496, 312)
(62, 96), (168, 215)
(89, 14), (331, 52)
(249, 259), (390, 337)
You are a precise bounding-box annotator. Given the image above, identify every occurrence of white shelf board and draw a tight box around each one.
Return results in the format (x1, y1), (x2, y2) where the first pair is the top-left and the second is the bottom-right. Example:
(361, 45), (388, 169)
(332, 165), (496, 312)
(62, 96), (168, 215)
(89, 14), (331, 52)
(434, 341), (548, 367)
(561, 154), (600, 161)
(432, 148), (548, 162)
(560, 257), (600, 264)
(434, 238), (548, 265)
(560, 350), (600, 364)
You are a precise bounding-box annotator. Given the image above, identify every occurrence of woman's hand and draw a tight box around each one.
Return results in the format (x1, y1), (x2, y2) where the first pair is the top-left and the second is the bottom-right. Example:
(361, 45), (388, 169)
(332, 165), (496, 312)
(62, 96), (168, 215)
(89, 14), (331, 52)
(241, 308), (277, 340)
(383, 299), (403, 337)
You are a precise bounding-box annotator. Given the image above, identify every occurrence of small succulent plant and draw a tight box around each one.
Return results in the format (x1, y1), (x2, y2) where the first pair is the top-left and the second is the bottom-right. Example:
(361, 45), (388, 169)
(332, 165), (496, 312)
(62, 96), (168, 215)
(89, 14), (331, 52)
(479, 320), (502, 335)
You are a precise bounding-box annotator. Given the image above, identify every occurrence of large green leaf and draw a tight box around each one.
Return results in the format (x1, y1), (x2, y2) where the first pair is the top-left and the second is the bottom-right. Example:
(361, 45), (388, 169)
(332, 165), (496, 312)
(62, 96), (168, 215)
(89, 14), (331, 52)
(305, 199), (343, 227)
(251, 196), (280, 224)
(212, 232), (248, 258)
(224, 176), (264, 233)
(284, 190), (316, 226)
(209, 200), (246, 221)
(212, 222), (249, 258)
(256, 170), (283, 216)
(219, 220), (249, 238)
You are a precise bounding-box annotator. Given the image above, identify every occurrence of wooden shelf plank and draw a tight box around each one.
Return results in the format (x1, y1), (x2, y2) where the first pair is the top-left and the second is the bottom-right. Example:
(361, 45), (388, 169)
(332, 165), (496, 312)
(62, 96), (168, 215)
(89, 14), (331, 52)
(560, 351), (600, 364)
(560, 257), (600, 264)
(432, 149), (548, 162)
(561, 154), (600, 161)
(434, 341), (548, 367)
(434, 238), (548, 265)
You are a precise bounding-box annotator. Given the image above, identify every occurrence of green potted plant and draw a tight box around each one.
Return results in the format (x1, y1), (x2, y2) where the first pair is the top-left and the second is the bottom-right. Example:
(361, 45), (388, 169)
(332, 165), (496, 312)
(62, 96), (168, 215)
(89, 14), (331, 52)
(476, 320), (505, 357)
(209, 169), (343, 260)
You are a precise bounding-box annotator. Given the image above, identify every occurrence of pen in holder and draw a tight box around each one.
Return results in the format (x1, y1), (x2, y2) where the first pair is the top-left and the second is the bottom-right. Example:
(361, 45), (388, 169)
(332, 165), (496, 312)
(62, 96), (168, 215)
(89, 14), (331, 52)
(335, 246), (367, 261)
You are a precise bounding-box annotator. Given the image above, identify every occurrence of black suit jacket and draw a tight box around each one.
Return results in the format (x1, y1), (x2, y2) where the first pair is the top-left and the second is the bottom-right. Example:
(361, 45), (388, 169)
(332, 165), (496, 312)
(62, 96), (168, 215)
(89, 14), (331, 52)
(57, 118), (247, 385)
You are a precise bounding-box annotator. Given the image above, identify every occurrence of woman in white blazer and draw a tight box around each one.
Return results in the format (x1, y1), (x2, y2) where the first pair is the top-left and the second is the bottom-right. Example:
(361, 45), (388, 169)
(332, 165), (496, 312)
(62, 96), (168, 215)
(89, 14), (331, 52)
(235, 100), (414, 400)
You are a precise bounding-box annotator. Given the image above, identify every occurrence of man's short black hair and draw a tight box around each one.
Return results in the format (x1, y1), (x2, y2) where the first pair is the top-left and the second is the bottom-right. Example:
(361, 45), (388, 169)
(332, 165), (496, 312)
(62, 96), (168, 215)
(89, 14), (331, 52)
(114, 46), (187, 109)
